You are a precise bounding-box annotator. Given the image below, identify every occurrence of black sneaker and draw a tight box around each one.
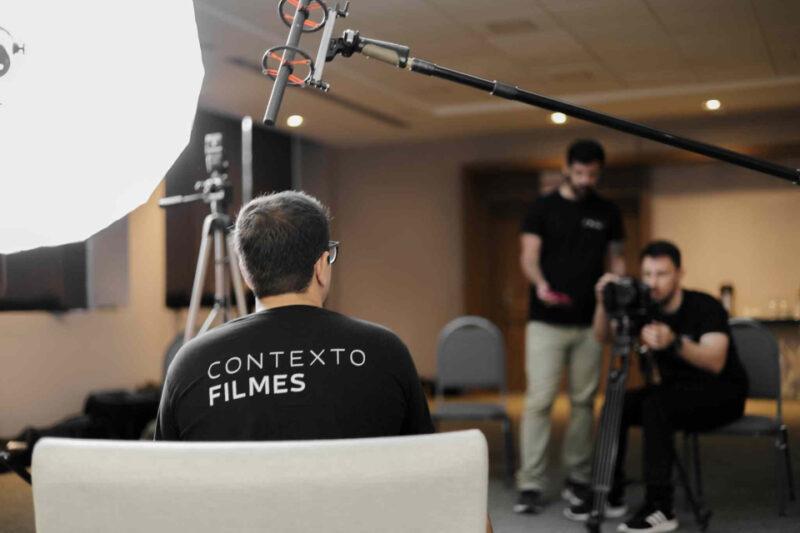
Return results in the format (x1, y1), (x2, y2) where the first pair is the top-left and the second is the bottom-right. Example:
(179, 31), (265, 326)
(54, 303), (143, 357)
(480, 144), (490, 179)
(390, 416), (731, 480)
(617, 502), (678, 532)
(563, 494), (628, 522)
(513, 490), (544, 514)
(561, 478), (591, 506)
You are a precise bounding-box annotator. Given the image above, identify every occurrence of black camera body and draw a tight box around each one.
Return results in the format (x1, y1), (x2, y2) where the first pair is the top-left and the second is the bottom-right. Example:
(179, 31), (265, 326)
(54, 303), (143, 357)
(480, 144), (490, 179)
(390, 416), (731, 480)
(602, 277), (658, 332)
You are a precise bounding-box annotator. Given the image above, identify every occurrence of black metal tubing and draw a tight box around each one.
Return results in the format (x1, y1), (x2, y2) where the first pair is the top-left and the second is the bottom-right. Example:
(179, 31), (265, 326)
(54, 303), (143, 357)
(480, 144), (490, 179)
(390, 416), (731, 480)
(0, 451), (32, 485)
(408, 59), (799, 185)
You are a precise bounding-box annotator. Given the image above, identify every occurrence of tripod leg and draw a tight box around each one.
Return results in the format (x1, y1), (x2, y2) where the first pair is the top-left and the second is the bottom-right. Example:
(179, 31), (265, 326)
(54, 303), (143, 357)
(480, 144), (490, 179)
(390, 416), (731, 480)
(185, 217), (214, 342)
(213, 228), (229, 323)
(198, 304), (220, 336)
(673, 449), (712, 530)
(691, 433), (704, 500)
(501, 415), (515, 486)
(226, 235), (248, 317)
(781, 426), (796, 501)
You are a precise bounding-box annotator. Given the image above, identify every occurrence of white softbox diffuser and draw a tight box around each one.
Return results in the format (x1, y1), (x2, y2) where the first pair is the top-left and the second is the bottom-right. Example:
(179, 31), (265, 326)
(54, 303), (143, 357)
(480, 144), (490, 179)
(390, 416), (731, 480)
(0, 1), (204, 253)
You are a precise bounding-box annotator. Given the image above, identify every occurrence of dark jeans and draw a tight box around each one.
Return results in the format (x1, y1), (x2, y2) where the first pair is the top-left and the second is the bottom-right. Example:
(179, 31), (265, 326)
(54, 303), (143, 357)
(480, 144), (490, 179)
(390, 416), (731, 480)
(611, 381), (746, 507)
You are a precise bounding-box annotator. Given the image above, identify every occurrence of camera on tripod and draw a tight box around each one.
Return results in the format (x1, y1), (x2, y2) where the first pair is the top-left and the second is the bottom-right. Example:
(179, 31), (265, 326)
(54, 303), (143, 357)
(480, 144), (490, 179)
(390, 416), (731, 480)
(602, 277), (657, 331)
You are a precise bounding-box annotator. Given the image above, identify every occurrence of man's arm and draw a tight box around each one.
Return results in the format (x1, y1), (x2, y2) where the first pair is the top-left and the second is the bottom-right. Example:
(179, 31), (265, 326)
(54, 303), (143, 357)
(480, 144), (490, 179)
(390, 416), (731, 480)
(640, 325), (728, 374)
(676, 333), (728, 374)
(154, 370), (180, 441)
(520, 233), (546, 286)
(154, 393), (179, 440)
(520, 234), (560, 305)
(592, 273), (618, 342)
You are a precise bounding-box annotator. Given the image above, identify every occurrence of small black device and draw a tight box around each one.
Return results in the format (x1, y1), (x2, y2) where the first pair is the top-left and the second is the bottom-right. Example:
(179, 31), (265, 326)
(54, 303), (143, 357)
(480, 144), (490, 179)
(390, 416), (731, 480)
(602, 277), (657, 331)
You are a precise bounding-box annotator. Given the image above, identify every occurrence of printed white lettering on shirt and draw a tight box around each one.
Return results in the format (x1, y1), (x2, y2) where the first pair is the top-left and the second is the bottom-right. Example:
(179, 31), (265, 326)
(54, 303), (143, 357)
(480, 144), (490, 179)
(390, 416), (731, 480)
(582, 218), (605, 230)
(310, 349), (325, 366)
(205, 348), (366, 407)
(289, 350), (303, 367)
(350, 349), (366, 367)
(208, 373), (309, 406)
(247, 353), (264, 371)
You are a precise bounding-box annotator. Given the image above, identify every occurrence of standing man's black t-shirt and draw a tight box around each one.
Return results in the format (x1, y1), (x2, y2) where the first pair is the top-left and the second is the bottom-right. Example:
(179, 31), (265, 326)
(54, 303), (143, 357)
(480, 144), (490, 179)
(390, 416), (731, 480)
(155, 305), (435, 441)
(654, 290), (748, 392)
(521, 190), (624, 325)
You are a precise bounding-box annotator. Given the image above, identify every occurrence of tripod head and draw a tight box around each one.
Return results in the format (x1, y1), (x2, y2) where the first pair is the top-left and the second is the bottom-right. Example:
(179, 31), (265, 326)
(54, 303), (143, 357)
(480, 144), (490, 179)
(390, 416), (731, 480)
(159, 132), (232, 215)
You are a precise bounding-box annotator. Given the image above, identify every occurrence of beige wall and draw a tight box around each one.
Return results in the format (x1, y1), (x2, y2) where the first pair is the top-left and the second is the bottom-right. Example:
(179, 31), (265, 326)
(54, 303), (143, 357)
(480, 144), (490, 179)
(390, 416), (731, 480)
(326, 148), (465, 378)
(0, 183), (182, 436)
(649, 160), (800, 316)
(3, 111), (800, 435)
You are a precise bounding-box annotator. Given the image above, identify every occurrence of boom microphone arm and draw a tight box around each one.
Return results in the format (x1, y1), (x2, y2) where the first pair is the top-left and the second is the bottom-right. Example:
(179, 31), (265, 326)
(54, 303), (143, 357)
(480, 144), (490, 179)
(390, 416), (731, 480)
(326, 32), (799, 185)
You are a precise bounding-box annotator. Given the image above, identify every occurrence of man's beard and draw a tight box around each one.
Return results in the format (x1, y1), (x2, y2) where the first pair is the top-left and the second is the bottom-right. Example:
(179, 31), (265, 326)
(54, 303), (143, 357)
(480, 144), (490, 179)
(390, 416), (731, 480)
(653, 286), (679, 307)
(566, 177), (594, 199)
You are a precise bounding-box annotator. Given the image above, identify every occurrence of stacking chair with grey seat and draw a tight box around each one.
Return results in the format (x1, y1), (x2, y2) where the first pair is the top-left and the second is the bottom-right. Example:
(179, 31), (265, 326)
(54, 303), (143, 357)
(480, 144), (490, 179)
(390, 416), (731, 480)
(432, 315), (515, 483)
(683, 318), (796, 516)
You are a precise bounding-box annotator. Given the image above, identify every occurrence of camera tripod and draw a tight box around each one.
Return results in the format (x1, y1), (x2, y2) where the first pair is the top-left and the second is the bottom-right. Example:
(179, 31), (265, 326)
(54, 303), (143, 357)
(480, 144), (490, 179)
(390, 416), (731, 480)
(160, 147), (248, 344)
(587, 316), (711, 533)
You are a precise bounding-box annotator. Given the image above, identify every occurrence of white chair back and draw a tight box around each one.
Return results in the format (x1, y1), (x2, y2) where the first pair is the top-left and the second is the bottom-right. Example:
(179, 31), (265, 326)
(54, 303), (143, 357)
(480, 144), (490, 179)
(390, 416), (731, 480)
(32, 430), (488, 533)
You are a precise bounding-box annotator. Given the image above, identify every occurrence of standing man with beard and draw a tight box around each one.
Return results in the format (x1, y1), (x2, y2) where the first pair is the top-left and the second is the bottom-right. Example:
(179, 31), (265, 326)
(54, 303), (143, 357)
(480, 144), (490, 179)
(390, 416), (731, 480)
(515, 139), (626, 513)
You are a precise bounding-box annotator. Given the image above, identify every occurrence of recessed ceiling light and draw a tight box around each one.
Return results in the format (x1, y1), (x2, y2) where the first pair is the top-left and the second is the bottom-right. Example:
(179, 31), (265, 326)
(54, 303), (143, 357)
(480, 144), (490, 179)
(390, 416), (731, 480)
(286, 115), (304, 127)
(704, 99), (721, 111)
(550, 112), (567, 125)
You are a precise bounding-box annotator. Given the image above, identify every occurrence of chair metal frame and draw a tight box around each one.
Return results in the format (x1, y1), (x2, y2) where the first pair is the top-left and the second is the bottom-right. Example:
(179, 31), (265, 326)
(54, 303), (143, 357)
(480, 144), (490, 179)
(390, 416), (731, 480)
(432, 316), (515, 484)
(683, 318), (796, 516)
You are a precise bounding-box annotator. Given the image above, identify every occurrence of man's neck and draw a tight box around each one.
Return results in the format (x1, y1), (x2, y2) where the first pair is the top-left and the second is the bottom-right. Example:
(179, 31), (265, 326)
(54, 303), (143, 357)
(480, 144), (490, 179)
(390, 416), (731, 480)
(559, 182), (578, 201)
(661, 288), (684, 315)
(255, 292), (322, 312)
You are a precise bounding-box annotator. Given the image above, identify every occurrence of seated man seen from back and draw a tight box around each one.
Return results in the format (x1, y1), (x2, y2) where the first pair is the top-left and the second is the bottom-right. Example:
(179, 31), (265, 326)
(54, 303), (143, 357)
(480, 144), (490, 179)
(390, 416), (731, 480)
(155, 191), (435, 441)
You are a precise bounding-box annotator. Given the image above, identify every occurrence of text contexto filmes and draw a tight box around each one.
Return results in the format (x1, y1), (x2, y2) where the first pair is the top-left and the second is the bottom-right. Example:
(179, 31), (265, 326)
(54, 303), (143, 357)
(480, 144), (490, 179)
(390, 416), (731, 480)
(206, 348), (367, 407)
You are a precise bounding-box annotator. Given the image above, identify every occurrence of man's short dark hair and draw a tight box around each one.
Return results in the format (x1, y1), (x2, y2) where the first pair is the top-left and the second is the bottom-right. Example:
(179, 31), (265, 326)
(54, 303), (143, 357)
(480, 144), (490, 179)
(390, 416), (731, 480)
(640, 240), (682, 268)
(567, 139), (606, 166)
(234, 191), (331, 298)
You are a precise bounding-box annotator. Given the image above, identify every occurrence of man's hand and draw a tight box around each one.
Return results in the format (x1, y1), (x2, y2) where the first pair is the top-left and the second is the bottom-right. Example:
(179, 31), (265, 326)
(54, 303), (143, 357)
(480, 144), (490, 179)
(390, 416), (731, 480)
(640, 322), (676, 351)
(536, 281), (562, 306)
(594, 273), (620, 303)
(535, 281), (573, 306)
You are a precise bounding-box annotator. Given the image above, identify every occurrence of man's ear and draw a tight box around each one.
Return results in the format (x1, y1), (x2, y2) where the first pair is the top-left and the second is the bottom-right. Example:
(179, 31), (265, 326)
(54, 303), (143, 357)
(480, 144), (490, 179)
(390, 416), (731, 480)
(238, 259), (255, 292)
(314, 254), (327, 284)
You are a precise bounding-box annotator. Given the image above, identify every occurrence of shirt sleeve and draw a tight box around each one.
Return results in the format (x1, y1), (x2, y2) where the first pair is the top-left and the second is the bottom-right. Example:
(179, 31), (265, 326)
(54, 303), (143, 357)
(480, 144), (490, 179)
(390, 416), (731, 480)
(154, 373), (180, 441)
(394, 341), (435, 435)
(521, 201), (546, 236)
(696, 296), (730, 336)
(609, 203), (625, 242)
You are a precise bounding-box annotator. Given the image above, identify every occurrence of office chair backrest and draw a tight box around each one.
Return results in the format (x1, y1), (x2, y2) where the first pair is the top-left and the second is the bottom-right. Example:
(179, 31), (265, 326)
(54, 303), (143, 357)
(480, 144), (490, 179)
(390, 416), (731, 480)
(32, 430), (488, 533)
(730, 318), (781, 402)
(436, 316), (506, 395)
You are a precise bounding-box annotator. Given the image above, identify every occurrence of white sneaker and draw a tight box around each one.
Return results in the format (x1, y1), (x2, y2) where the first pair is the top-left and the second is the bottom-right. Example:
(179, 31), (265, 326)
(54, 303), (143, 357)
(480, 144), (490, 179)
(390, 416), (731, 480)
(617, 503), (678, 532)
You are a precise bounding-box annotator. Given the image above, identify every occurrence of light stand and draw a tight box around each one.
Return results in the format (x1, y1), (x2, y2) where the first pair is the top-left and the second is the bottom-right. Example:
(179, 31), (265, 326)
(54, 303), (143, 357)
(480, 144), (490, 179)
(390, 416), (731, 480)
(160, 133), (248, 343)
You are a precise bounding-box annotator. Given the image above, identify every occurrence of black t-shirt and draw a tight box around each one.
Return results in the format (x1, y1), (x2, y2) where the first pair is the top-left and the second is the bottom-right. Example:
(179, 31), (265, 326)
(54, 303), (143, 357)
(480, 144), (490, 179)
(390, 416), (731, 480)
(654, 290), (748, 391)
(521, 190), (624, 325)
(155, 305), (435, 441)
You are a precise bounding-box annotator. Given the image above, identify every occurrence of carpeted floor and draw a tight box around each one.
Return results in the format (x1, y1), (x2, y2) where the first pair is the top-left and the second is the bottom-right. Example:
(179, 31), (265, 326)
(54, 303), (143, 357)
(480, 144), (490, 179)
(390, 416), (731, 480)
(2, 394), (798, 532)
